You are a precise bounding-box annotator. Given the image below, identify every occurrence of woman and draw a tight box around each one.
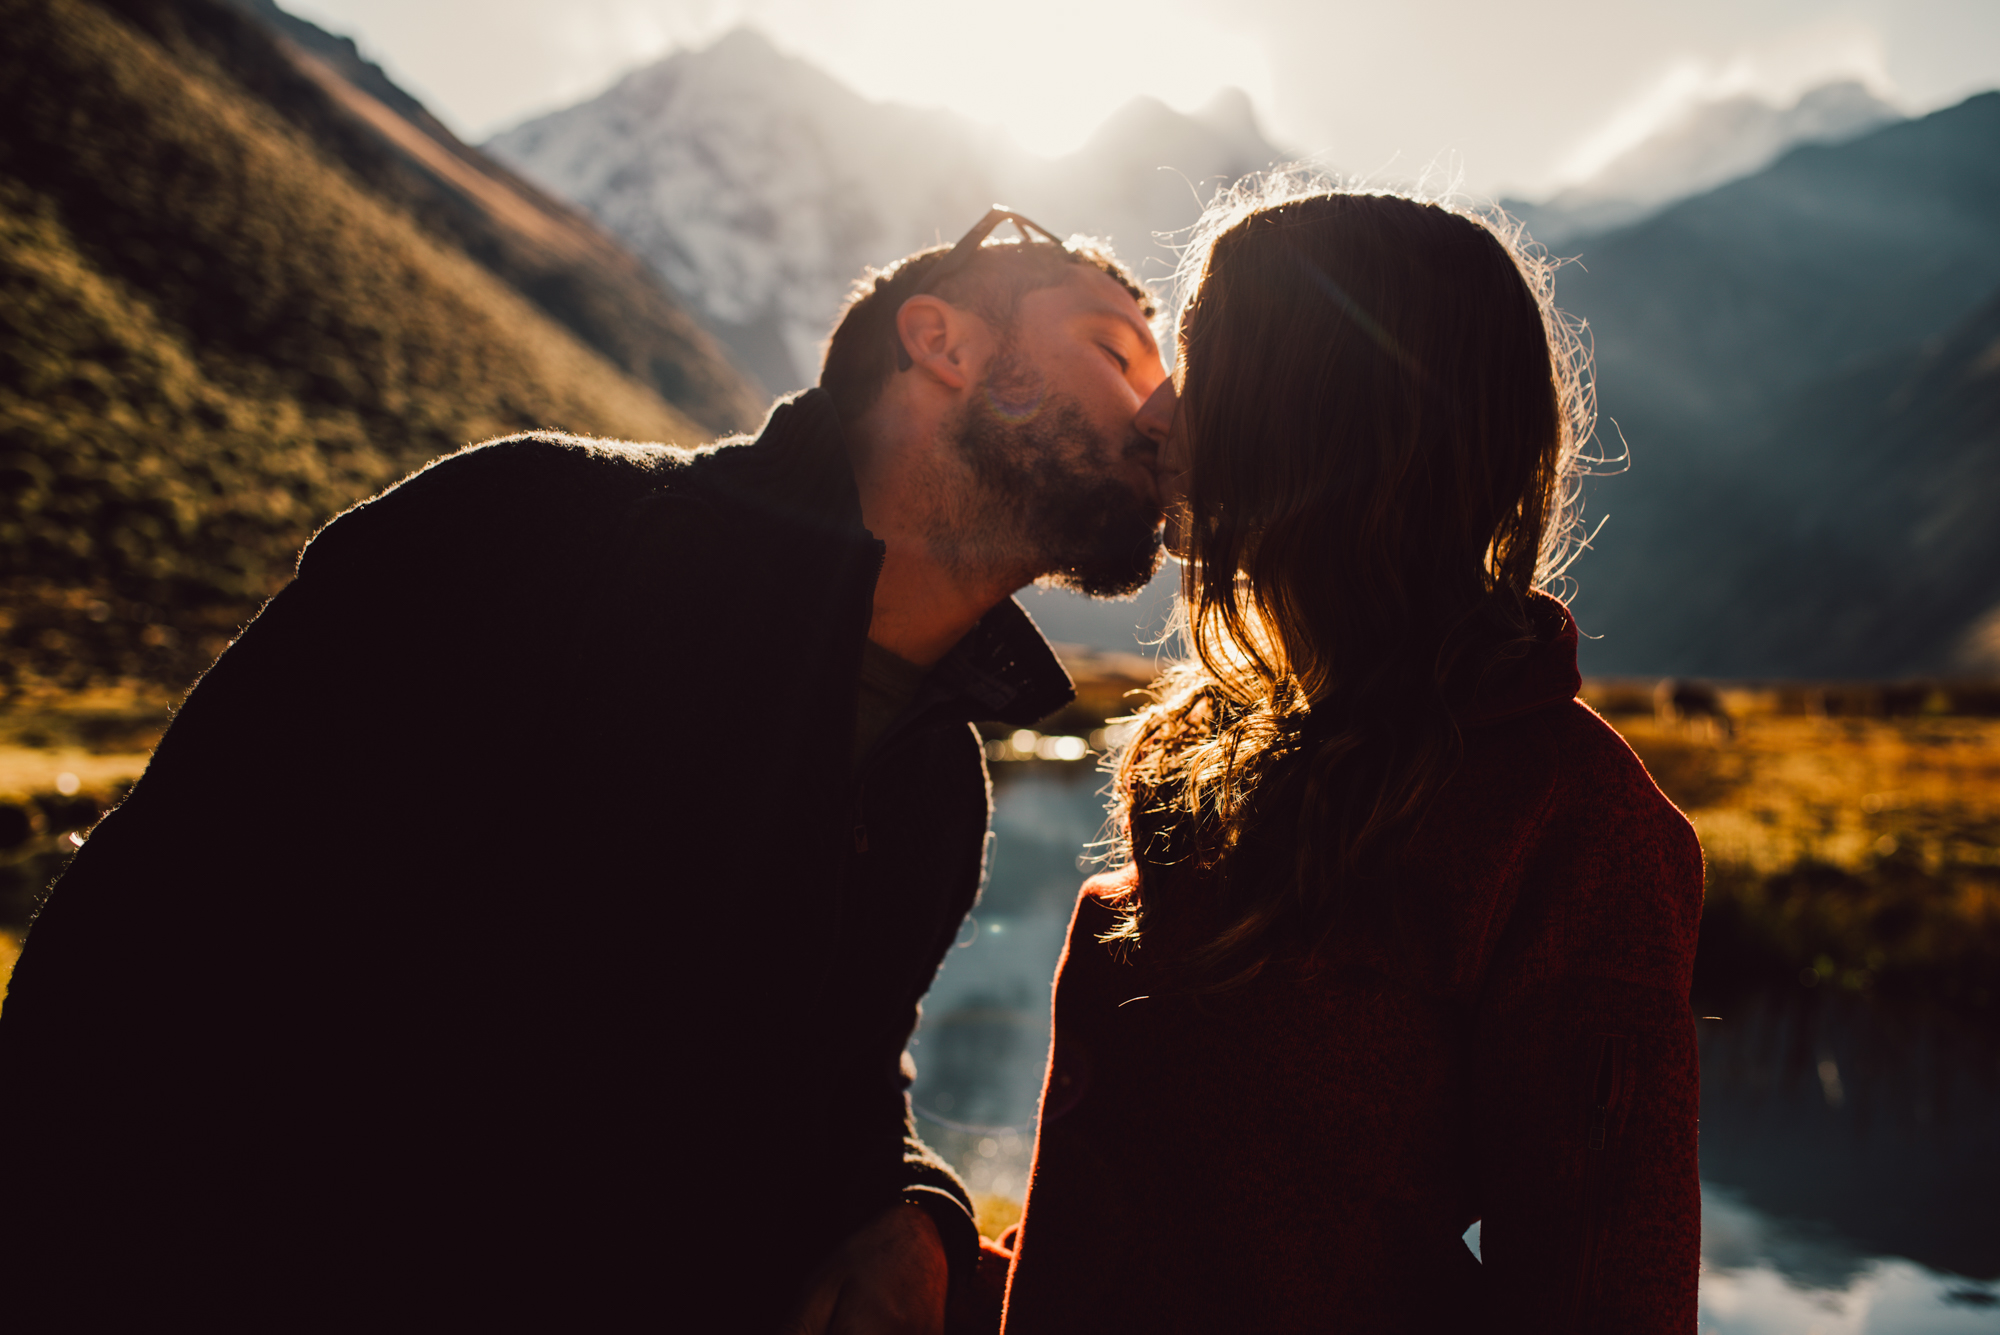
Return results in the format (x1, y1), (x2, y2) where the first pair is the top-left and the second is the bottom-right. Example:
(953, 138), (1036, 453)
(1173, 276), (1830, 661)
(998, 185), (1703, 1332)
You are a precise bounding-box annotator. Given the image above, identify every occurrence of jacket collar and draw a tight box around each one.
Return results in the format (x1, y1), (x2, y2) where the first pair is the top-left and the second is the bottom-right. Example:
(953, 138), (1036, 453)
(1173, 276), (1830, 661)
(931, 595), (1077, 728)
(709, 388), (1076, 728)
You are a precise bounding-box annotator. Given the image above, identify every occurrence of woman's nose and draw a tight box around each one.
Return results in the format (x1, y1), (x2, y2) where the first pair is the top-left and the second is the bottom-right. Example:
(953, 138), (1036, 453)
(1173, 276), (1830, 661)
(1134, 376), (1178, 444)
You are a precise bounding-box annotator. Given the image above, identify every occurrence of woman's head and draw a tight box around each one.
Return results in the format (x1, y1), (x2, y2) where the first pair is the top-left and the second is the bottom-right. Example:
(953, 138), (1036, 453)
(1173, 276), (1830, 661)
(1110, 181), (1591, 986)
(1167, 185), (1588, 693)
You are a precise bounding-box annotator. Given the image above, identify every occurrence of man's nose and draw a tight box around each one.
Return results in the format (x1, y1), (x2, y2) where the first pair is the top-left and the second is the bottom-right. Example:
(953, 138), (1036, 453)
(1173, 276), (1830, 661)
(1134, 377), (1177, 444)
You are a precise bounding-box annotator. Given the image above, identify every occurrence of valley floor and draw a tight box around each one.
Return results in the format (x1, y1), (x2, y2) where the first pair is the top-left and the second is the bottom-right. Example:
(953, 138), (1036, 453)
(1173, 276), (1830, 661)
(2, 675), (1997, 1015)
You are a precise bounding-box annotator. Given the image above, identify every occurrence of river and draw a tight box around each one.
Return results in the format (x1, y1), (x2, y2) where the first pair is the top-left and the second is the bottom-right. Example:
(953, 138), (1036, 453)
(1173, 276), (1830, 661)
(909, 767), (2000, 1333)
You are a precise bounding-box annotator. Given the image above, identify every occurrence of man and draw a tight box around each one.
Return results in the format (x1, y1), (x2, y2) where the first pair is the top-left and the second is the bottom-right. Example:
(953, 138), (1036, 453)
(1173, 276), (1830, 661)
(0, 210), (1174, 1330)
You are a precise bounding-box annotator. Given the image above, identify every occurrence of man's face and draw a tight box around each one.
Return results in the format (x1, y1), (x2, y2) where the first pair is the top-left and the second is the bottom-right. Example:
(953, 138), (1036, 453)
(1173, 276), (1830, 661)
(943, 268), (1170, 598)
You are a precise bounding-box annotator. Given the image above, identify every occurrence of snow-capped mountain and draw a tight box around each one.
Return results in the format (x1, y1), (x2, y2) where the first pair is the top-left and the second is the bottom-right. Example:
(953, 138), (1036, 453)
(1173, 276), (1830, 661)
(1509, 80), (1903, 245)
(486, 27), (1289, 394)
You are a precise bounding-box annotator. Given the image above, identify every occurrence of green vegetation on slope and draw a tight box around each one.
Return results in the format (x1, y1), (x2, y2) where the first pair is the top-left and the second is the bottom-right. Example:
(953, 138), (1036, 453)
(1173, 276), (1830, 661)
(174, 0), (765, 434)
(0, 0), (714, 692)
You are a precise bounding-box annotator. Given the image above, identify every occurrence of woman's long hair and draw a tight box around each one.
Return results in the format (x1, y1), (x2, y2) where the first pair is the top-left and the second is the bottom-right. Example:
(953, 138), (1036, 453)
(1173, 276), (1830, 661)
(1104, 180), (1594, 990)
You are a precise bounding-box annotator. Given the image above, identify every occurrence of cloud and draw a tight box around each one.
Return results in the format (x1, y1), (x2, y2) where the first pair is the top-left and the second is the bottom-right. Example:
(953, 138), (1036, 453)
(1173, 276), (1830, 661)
(1551, 17), (1898, 188)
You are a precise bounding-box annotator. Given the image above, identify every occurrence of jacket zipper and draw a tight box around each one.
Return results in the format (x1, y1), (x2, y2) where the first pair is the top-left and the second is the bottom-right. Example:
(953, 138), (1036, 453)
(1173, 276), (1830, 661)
(1570, 1033), (1628, 1330)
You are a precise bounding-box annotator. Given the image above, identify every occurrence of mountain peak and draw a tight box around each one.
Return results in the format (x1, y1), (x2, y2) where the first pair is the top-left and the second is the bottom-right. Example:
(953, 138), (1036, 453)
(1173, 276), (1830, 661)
(1791, 79), (1904, 126)
(490, 38), (1293, 396)
(1085, 95), (1180, 145)
(598, 22), (845, 114)
(1193, 87), (1263, 143)
(1079, 88), (1282, 166)
(691, 24), (790, 76)
(1509, 78), (1906, 244)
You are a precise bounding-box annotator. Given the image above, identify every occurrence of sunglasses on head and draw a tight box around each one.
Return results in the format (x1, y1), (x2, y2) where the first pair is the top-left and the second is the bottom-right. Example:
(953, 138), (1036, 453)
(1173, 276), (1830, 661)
(895, 205), (1069, 372)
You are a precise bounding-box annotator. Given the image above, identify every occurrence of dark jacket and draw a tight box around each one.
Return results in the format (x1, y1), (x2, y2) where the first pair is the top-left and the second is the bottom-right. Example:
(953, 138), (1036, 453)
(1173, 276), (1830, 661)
(1001, 605), (1704, 1333)
(0, 389), (1073, 1328)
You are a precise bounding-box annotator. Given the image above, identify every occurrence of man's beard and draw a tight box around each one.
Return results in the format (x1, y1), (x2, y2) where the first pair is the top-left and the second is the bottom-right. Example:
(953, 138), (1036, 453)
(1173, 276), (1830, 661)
(939, 357), (1164, 599)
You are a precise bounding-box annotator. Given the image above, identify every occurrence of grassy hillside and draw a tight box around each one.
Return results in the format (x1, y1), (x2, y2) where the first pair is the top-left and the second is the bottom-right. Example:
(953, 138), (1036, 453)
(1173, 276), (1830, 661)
(195, 0), (765, 434)
(0, 0), (726, 692)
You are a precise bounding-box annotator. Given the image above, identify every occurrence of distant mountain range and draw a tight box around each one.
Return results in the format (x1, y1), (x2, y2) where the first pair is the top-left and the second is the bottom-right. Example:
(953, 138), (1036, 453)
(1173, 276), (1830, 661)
(1708, 288), (2000, 675)
(0, 0), (759, 690)
(492, 32), (1998, 678)
(9, 0), (1990, 685)
(1560, 93), (2000, 677)
(488, 28), (1291, 397)
(1507, 81), (1904, 245)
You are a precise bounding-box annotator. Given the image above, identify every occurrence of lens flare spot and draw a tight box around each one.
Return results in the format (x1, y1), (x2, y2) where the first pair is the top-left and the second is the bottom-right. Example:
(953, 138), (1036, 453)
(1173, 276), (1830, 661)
(984, 379), (1047, 424)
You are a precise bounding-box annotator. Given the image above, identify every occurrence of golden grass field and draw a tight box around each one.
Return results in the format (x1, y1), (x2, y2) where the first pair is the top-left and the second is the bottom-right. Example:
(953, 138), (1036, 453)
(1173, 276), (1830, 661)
(1583, 683), (2000, 1007)
(3, 676), (1997, 1014)
(1615, 711), (2000, 876)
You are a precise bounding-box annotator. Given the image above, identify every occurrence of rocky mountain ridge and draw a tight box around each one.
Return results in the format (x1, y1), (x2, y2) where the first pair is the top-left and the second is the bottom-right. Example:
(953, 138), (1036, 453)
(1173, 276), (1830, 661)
(1510, 80), (1904, 244)
(487, 27), (1292, 395)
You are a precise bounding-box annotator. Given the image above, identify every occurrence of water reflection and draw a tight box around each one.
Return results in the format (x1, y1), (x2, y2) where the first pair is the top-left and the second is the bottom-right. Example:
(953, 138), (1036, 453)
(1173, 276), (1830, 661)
(910, 768), (1104, 1198)
(1696, 987), (2000, 1330)
(1701, 1187), (1999, 1333)
(913, 768), (2000, 1331)
(1698, 988), (2000, 1283)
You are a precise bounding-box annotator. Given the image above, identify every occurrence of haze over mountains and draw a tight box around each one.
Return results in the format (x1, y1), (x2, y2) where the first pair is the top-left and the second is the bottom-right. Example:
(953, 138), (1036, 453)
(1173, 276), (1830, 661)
(1562, 92), (2000, 677)
(5, 1), (1993, 685)
(1703, 288), (2000, 677)
(491, 28), (1999, 678)
(488, 28), (1290, 397)
(1508, 81), (1905, 244)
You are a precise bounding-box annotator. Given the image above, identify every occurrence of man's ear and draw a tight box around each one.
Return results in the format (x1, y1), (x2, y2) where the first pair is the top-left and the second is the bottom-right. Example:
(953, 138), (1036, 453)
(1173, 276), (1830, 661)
(896, 295), (977, 391)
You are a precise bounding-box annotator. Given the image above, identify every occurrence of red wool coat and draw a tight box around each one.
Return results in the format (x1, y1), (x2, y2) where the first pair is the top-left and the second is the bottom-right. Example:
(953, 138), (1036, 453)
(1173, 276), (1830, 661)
(1000, 610), (1704, 1333)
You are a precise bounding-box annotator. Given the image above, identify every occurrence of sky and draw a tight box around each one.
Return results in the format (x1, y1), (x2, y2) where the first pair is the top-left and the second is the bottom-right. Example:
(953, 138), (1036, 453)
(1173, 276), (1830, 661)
(284, 0), (2000, 198)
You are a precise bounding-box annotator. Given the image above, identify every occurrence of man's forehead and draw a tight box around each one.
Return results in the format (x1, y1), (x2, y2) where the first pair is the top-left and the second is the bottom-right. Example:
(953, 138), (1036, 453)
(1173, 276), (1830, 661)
(1036, 266), (1160, 349)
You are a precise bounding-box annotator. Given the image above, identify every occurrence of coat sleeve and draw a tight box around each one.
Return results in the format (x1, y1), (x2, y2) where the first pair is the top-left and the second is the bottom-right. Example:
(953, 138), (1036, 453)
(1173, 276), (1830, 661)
(1467, 775), (1706, 1333)
(898, 1043), (986, 1300)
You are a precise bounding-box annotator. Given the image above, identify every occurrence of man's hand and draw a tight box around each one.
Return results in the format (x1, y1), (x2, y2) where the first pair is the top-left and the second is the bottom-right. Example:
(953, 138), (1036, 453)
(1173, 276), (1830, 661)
(779, 1202), (949, 1335)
